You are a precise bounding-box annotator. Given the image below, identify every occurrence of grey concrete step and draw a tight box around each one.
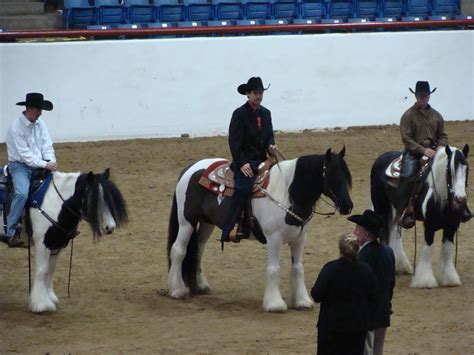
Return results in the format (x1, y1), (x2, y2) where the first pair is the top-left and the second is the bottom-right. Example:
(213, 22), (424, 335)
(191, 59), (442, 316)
(0, 2), (44, 16)
(0, 13), (63, 30)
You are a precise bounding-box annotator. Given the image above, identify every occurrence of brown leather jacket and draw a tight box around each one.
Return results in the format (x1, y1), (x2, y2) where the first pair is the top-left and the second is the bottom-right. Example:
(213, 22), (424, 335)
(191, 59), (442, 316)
(400, 103), (448, 155)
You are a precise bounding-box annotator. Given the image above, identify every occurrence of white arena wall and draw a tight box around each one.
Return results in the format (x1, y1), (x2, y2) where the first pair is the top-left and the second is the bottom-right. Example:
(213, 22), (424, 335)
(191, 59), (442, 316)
(0, 30), (473, 143)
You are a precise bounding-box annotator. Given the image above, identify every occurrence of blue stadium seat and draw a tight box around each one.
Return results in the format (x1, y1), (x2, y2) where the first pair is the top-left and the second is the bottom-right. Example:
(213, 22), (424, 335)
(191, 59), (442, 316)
(208, 19), (236, 25)
(380, 0), (404, 20)
(116, 23), (143, 28)
(213, 0), (243, 21)
(293, 18), (320, 23)
(124, 0), (156, 25)
(242, 0), (272, 20)
(95, 0), (126, 26)
(272, 0), (297, 20)
(297, 0), (325, 21)
(405, 0), (431, 19)
(265, 18), (291, 23)
(86, 24), (111, 29)
(148, 21), (175, 27)
(327, 0), (355, 21)
(156, 0), (185, 23)
(64, 0), (95, 29)
(184, 0), (214, 21)
(236, 18), (265, 24)
(354, 0), (379, 20)
(430, 0), (458, 17)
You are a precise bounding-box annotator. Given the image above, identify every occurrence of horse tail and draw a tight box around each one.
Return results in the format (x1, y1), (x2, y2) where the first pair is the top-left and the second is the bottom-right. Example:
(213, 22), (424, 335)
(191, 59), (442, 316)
(167, 191), (199, 292)
(371, 152), (396, 243)
(167, 193), (179, 269)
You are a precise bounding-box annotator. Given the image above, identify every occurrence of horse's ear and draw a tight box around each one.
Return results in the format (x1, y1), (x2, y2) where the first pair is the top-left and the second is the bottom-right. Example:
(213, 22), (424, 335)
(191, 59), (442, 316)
(104, 168), (110, 180)
(87, 171), (95, 184)
(445, 145), (452, 157)
(338, 145), (346, 158)
(463, 144), (469, 158)
(325, 148), (332, 162)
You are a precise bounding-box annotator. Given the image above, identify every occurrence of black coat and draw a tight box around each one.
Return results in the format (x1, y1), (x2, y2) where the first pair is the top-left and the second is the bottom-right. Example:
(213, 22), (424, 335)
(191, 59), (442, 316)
(311, 257), (377, 333)
(228, 102), (275, 172)
(358, 240), (396, 329)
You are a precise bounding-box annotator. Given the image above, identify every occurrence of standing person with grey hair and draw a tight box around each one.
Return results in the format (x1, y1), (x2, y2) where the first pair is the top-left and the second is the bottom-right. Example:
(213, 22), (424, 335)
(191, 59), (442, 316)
(311, 234), (377, 355)
(348, 209), (396, 355)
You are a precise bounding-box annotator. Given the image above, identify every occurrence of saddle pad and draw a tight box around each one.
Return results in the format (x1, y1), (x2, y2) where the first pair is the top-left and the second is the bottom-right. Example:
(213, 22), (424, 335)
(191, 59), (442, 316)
(199, 160), (271, 198)
(385, 155), (402, 178)
(27, 174), (53, 208)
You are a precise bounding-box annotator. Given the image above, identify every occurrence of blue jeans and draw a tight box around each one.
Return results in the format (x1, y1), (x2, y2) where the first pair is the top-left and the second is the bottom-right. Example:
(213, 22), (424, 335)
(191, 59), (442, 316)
(221, 170), (256, 239)
(7, 162), (33, 237)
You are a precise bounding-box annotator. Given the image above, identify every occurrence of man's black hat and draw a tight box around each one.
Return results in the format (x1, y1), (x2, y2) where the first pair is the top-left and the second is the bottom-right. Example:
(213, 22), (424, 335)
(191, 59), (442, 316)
(237, 77), (270, 95)
(347, 209), (384, 239)
(16, 93), (53, 111)
(409, 81), (437, 97)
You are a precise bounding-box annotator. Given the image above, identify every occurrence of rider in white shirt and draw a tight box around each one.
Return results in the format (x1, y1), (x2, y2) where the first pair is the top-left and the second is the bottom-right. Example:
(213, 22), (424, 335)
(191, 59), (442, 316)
(1, 93), (58, 248)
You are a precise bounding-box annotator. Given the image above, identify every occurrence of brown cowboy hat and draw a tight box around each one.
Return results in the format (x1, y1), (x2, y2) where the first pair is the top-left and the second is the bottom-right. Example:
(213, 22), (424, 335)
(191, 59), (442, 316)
(16, 93), (53, 111)
(409, 81), (437, 97)
(347, 209), (384, 239)
(237, 77), (271, 95)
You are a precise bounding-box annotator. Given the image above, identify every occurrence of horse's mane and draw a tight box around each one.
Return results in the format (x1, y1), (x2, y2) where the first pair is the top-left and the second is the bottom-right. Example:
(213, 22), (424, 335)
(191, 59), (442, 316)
(85, 174), (128, 237)
(266, 159), (297, 206)
(427, 148), (452, 207)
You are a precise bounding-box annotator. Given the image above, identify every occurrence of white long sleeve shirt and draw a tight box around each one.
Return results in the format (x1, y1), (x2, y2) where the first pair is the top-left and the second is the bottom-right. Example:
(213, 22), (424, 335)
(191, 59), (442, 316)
(6, 114), (56, 168)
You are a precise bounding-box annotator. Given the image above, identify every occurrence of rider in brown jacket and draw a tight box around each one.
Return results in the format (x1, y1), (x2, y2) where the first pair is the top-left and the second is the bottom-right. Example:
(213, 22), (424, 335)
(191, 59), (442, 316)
(398, 81), (471, 228)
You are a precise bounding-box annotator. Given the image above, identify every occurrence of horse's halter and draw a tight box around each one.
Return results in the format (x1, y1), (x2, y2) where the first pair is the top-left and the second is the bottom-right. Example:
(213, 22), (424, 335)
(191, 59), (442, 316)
(445, 151), (469, 205)
(319, 160), (338, 216)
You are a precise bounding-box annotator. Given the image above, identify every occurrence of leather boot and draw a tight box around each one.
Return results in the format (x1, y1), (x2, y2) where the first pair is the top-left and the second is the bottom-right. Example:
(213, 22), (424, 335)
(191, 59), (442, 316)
(460, 205), (472, 223)
(399, 205), (415, 229)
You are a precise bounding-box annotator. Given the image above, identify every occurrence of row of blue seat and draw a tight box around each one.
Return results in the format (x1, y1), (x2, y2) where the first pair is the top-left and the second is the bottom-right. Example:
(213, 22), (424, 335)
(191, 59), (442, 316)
(64, 0), (465, 28)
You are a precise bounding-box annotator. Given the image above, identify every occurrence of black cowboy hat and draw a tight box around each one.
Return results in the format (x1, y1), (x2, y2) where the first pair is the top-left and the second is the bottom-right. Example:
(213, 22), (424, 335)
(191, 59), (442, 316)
(347, 209), (384, 239)
(409, 81), (437, 97)
(16, 93), (53, 111)
(237, 77), (270, 95)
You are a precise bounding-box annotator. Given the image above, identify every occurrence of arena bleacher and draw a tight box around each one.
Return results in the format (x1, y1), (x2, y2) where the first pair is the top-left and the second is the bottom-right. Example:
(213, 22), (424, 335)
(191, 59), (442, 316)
(61, 0), (470, 29)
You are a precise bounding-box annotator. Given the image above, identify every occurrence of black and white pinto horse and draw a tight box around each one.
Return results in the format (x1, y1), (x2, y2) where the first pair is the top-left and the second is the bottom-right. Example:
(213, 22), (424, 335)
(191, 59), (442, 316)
(13, 169), (128, 313)
(167, 148), (353, 312)
(371, 145), (469, 288)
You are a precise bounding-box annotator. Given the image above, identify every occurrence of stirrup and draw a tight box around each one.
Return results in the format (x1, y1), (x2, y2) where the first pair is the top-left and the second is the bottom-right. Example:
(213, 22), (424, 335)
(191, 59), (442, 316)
(398, 209), (415, 229)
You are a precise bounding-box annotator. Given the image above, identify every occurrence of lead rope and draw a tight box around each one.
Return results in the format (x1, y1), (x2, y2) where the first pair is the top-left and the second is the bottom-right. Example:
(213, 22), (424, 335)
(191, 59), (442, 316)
(68, 240), (74, 297)
(413, 222), (417, 275)
(28, 230), (32, 294)
(455, 230), (458, 268)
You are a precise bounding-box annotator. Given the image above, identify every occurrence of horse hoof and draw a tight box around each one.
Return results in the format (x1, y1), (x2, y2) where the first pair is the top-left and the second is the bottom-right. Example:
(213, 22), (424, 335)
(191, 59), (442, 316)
(292, 300), (314, 310)
(29, 301), (57, 314)
(263, 300), (288, 313)
(169, 288), (190, 299)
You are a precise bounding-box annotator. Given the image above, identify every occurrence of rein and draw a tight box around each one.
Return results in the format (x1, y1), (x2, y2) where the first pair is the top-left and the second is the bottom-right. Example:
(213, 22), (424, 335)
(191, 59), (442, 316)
(259, 187), (315, 226)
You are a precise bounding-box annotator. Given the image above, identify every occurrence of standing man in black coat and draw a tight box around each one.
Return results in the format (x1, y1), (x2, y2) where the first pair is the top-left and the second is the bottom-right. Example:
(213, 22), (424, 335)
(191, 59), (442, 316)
(311, 234), (377, 355)
(220, 77), (277, 243)
(348, 210), (396, 355)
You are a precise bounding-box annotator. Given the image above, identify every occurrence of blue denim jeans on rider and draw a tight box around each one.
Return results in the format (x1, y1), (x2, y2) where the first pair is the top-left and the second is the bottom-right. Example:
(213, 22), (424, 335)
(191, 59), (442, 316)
(7, 162), (33, 238)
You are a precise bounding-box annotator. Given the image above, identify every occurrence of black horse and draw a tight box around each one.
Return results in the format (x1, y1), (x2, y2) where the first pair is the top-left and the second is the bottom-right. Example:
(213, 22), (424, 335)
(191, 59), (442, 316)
(371, 145), (469, 288)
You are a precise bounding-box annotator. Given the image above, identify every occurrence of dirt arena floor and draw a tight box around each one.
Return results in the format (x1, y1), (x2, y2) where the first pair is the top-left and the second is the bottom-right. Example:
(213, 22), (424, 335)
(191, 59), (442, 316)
(0, 121), (473, 353)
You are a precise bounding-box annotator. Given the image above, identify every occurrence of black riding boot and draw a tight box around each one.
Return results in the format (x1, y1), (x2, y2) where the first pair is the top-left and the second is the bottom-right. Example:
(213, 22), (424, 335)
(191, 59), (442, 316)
(461, 205), (472, 223)
(398, 151), (419, 229)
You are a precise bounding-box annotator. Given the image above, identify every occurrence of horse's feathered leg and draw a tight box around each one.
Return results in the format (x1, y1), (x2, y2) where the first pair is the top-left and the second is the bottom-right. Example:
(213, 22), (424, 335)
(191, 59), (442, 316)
(46, 253), (60, 304)
(411, 229), (438, 288)
(438, 230), (461, 286)
(168, 222), (194, 299)
(388, 219), (413, 274)
(29, 236), (57, 313)
(194, 222), (214, 294)
(289, 233), (313, 310)
(263, 234), (287, 312)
